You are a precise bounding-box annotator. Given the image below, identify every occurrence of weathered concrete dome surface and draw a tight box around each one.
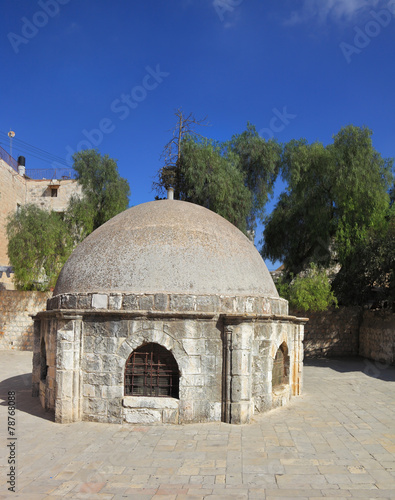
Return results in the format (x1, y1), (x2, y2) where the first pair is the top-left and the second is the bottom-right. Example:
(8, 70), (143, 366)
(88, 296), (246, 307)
(54, 200), (278, 297)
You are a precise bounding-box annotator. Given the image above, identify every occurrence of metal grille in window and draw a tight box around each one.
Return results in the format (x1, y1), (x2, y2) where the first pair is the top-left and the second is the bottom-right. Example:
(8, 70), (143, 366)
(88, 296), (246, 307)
(272, 347), (287, 387)
(125, 343), (179, 398)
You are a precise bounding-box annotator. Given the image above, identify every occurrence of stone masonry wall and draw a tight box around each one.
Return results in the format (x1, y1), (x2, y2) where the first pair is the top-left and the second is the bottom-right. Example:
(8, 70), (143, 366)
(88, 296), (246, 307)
(26, 179), (82, 213)
(359, 310), (395, 365)
(0, 159), (26, 270)
(292, 306), (362, 358)
(0, 158), (81, 289)
(0, 290), (51, 350)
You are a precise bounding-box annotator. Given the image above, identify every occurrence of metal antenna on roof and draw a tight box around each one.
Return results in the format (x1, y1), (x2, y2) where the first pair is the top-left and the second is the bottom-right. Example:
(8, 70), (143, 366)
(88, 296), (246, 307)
(8, 130), (15, 158)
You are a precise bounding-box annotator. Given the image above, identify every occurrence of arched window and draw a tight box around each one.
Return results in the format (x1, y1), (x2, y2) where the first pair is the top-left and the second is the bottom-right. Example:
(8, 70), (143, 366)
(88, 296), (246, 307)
(125, 343), (179, 398)
(40, 337), (48, 382)
(272, 343), (289, 388)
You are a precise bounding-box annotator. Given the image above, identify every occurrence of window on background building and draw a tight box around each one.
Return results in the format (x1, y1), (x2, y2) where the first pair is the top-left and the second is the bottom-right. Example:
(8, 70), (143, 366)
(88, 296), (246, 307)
(51, 188), (58, 197)
(272, 343), (289, 388)
(125, 343), (179, 398)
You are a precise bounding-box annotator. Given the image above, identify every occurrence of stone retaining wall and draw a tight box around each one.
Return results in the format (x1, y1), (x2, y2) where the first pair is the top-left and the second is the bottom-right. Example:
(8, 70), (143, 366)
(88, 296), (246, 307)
(359, 310), (395, 365)
(0, 290), (50, 350)
(292, 306), (362, 358)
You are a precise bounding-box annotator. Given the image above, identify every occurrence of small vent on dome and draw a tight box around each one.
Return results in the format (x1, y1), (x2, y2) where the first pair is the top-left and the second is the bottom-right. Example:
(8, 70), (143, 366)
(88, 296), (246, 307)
(167, 187), (174, 200)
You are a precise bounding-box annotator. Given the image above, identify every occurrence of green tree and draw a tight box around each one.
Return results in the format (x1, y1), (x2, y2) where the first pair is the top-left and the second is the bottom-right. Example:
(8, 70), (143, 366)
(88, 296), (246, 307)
(155, 108), (209, 198)
(7, 205), (73, 291)
(262, 125), (393, 275)
(66, 149), (130, 242)
(178, 137), (252, 233)
(156, 114), (281, 234)
(8, 150), (131, 291)
(333, 208), (395, 305)
(275, 264), (338, 312)
(226, 123), (281, 230)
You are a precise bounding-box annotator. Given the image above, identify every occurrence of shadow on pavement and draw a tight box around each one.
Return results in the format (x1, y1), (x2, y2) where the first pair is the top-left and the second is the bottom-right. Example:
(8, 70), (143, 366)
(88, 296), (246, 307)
(304, 356), (395, 382)
(0, 373), (54, 421)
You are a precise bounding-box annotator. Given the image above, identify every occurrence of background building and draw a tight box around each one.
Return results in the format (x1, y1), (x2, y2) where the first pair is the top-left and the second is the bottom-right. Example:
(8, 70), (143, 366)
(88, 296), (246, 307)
(0, 145), (81, 290)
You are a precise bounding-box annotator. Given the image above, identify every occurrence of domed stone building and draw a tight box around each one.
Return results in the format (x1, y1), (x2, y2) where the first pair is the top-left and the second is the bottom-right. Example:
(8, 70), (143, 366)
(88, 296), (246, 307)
(32, 200), (306, 425)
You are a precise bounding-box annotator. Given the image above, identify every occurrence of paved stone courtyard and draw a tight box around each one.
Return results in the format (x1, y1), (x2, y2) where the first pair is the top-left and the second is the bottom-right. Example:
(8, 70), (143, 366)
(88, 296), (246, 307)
(1, 351), (395, 499)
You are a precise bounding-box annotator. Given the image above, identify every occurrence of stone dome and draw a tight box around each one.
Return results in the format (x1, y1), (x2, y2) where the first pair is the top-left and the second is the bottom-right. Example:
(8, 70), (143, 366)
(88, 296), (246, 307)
(54, 200), (278, 297)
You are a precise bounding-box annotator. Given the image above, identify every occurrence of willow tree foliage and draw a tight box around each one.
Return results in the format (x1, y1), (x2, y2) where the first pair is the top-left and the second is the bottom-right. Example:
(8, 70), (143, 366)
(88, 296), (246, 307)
(155, 108), (209, 198)
(227, 123), (281, 230)
(332, 207), (395, 305)
(65, 149), (130, 243)
(156, 113), (281, 234)
(8, 149), (131, 290)
(177, 137), (252, 234)
(7, 205), (73, 290)
(262, 125), (393, 275)
(275, 264), (338, 312)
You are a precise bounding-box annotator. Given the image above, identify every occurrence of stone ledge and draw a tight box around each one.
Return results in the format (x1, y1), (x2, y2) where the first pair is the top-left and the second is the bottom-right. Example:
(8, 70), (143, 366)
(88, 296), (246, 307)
(123, 396), (179, 409)
(33, 308), (307, 324)
(46, 292), (289, 316)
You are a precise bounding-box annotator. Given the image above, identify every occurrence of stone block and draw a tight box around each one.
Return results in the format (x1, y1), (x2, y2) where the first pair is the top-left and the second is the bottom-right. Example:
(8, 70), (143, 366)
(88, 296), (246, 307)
(182, 338), (206, 356)
(47, 366), (56, 380)
(83, 372), (112, 386)
(61, 294), (77, 309)
(191, 399), (211, 422)
(83, 336), (94, 353)
(117, 341), (133, 361)
(55, 397), (74, 423)
(209, 402), (222, 421)
(231, 350), (251, 375)
(101, 354), (125, 372)
(58, 329), (75, 342)
(123, 396), (179, 409)
(108, 294), (122, 310)
(77, 294), (91, 309)
(56, 349), (74, 370)
(170, 294), (196, 312)
(163, 408), (179, 424)
(178, 399), (193, 422)
(154, 293), (168, 311)
(91, 336), (108, 354)
(231, 375), (251, 401)
(123, 408), (162, 424)
(56, 370), (73, 399)
(83, 384), (96, 397)
(183, 355), (202, 375)
(220, 296), (235, 313)
(32, 352), (41, 370)
(233, 296), (245, 314)
(202, 354), (216, 373)
(195, 295), (218, 312)
(107, 336), (122, 354)
(230, 401), (251, 424)
(107, 320), (129, 338)
(245, 297), (255, 313)
(92, 294), (108, 309)
(181, 386), (208, 401)
(102, 385), (123, 399)
(47, 296), (60, 310)
(139, 295), (154, 311)
(205, 339), (221, 357)
(122, 294), (139, 310)
(180, 374), (205, 387)
(175, 319), (197, 338)
(84, 397), (107, 415)
(84, 353), (102, 372)
(232, 325), (253, 350)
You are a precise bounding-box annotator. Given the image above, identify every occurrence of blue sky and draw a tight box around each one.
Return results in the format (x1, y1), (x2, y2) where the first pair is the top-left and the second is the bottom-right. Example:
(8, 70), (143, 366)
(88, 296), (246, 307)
(1, 0), (394, 269)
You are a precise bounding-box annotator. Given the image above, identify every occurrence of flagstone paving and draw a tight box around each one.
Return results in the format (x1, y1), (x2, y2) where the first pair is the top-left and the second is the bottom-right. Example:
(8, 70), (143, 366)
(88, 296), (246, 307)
(1, 351), (395, 499)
